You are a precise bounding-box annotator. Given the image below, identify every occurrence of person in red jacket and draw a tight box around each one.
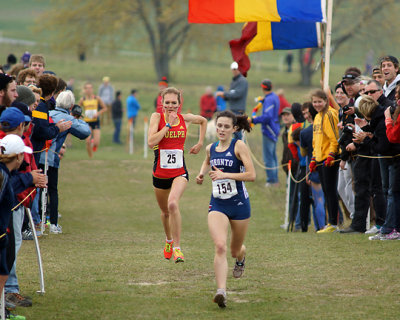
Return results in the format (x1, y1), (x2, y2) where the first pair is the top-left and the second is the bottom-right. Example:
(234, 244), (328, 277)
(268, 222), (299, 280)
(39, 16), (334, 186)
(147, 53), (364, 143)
(199, 86), (217, 120)
(385, 83), (400, 143)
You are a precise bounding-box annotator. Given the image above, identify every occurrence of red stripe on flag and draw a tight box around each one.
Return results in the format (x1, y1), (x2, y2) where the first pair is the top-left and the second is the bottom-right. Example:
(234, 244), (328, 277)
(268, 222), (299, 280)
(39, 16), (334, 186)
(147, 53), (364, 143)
(229, 22), (258, 77)
(188, 0), (234, 23)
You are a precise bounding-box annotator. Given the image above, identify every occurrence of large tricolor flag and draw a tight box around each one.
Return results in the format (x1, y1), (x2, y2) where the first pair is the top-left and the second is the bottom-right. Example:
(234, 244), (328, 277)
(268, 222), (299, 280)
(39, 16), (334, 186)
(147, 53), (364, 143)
(188, 0), (326, 24)
(230, 21), (321, 76)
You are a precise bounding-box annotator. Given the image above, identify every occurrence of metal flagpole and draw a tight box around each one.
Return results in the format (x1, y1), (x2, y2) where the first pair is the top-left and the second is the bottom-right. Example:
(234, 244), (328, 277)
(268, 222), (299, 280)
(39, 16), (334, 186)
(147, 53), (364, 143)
(26, 208), (45, 295)
(323, 0), (333, 91)
(41, 148), (49, 234)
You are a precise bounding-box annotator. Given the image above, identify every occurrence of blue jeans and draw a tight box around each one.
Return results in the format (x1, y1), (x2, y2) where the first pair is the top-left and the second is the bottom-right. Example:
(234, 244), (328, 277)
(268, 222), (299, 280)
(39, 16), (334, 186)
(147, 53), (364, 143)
(381, 158), (400, 234)
(113, 118), (122, 143)
(31, 189), (41, 224)
(5, 207), (24, 293)
(311, 183), (326, 231)
(262, 135), (278, 183)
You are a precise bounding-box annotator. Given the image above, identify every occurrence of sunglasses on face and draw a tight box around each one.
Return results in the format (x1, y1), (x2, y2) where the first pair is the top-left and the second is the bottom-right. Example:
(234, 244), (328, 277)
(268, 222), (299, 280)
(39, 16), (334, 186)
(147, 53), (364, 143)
(365, 89), (380, 95)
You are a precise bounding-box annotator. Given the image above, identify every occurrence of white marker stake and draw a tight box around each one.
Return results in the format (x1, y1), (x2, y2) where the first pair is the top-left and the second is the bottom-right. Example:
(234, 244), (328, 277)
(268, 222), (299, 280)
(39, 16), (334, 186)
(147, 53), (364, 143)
(0, 289), (4, 320)
(129, 119), (134, 155)
(41, 149), (49, 234)
(283, 161), (292, 229)
(144, 117), (148, 159)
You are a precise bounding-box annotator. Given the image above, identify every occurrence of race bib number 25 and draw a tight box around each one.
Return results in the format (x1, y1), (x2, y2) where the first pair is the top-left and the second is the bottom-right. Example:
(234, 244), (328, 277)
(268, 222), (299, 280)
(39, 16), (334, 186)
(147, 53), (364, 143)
(212, 179), (238, 199)
(160, 149), (183, 169)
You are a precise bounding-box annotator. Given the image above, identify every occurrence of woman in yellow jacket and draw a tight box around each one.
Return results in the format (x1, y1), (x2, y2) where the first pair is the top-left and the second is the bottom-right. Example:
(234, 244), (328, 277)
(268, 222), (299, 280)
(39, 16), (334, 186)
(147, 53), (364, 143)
(309, 89), (340, 233)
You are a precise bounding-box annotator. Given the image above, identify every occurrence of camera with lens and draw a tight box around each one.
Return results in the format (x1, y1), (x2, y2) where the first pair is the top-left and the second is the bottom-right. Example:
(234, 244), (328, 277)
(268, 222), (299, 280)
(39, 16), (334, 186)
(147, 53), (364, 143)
(389, 103), (396, 115)
(342, 105), (350, 113)
(338, 124), (354, 146)
(71, 104), (82, 118)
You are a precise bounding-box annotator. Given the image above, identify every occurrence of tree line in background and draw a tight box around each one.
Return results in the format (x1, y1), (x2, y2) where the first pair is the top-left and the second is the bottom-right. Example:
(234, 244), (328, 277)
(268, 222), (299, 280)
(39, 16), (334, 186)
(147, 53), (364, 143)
(41, 0), (397, 86)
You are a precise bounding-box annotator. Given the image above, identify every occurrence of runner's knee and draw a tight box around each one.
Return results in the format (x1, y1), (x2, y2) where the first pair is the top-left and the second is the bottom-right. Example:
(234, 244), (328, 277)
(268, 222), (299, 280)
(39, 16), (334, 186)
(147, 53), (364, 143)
(215, 241), (227, 256)
(167, 199), (179, 213)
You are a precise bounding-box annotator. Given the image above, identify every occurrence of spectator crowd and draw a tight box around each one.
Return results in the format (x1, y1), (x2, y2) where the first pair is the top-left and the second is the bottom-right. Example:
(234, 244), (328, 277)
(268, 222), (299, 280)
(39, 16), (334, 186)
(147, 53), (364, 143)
(261, 56), (400, 239)
(0, 52), (132, 319)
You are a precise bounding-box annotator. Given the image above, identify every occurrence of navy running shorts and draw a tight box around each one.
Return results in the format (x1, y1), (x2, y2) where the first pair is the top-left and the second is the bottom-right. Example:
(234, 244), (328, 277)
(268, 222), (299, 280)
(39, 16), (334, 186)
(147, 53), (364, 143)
(208, 197), (250, 220)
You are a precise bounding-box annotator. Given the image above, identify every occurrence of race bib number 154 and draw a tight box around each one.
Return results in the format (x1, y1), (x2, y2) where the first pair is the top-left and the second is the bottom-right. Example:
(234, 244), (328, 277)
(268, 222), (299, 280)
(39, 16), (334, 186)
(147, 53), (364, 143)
(212, 179), (238, 199)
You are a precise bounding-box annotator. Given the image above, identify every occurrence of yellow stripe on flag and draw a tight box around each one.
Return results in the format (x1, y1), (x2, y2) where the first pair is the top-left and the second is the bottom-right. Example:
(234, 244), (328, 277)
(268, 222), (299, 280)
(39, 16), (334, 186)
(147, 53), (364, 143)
(245, 21), (274, 54)
(32, 110), (48, 120)
(235, 0), (280, 23)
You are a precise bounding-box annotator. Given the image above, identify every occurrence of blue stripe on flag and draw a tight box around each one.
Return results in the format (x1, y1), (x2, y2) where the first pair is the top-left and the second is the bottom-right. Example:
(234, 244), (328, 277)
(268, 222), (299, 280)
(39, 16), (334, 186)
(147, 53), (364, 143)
(277, 0), (324, 23)
(271, 22), (318, 50)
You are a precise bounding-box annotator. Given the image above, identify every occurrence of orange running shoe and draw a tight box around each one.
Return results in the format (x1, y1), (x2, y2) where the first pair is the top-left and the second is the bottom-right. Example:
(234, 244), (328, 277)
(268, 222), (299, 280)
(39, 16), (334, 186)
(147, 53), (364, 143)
(173, 248), (184, 263)
(163, 241), (173, 260)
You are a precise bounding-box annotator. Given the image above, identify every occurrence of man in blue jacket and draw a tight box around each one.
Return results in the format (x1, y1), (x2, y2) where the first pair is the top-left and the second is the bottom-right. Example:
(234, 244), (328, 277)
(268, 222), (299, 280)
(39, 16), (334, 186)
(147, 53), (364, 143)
(249, 79), (280, 186)
(31, 74), (71, 164)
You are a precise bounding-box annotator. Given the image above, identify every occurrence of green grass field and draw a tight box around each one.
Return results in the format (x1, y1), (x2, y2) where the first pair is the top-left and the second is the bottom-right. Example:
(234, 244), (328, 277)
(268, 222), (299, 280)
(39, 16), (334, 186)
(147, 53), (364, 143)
(13, 123), (400, 320)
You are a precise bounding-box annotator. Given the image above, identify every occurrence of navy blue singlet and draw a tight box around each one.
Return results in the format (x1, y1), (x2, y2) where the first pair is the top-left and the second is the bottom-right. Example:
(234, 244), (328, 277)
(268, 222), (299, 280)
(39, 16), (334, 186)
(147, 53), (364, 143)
(208, 139), (250, 220)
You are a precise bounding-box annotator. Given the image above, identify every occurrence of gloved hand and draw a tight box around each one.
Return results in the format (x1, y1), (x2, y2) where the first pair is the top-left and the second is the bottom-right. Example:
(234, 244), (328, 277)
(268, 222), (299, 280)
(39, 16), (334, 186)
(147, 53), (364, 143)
(324, 153), (336, 167)
(309, 157), (317, 172)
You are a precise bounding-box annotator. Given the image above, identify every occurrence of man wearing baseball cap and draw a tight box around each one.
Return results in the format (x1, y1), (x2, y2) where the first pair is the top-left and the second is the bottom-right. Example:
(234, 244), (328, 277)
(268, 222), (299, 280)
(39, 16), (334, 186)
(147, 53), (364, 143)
(216, 62), (248, 139)
(0, 133), (46, 311)
(0, 107), (30, 135)
(249, 79), (280, 186)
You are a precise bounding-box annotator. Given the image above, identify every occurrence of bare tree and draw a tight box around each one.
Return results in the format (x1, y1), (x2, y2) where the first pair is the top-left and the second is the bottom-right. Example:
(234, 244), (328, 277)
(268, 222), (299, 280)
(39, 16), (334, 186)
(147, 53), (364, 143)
(40, 0), (190, 79)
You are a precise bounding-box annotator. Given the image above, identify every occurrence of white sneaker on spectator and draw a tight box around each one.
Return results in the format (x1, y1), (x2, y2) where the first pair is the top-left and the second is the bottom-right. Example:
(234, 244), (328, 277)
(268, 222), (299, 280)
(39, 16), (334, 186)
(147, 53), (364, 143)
(365, 225), (380, 234)
(50, 224), (62, 234)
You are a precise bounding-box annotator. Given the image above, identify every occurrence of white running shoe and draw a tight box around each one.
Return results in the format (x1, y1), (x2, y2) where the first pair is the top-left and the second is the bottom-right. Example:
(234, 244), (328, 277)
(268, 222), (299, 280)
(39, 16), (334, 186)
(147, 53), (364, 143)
(50, 224), (62, 234)
(213, 289), (227, 308)
(365, 225), (380, 234)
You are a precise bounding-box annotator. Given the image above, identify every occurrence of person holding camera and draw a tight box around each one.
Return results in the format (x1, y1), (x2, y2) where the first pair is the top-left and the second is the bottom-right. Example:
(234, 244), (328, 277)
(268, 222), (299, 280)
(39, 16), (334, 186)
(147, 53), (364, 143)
(39, 90), (90, 233)
(336, 70), (363, 221)
(340, 82), (388, 234)
(352, 94), (400, 240)
(385, 83), (400, 143)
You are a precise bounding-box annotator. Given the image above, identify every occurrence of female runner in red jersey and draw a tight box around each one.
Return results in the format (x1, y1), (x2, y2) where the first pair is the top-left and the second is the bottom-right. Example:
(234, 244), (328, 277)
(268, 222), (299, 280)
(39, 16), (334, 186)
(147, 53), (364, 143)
(148, 87), (207, 263)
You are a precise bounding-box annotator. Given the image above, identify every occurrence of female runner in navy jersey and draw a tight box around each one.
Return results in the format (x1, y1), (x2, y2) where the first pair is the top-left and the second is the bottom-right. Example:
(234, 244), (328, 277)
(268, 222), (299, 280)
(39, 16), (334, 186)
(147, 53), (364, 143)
(148, 87), (207, 263)
(196, 110), (255, 308)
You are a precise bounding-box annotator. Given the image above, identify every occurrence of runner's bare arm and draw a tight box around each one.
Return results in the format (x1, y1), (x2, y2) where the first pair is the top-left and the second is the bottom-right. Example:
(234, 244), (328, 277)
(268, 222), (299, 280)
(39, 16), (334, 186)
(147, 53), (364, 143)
(97, 96), (108, 115)
(148, 112), (169, 148)
(78, 97), (84, 107)
(196, 144), (212, 184)
(182, 113), (207, 154)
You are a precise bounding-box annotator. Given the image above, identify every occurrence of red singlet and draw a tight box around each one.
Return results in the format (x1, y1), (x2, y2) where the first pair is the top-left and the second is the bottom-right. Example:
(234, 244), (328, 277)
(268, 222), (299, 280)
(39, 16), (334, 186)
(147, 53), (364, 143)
(153, 113), (187, 179)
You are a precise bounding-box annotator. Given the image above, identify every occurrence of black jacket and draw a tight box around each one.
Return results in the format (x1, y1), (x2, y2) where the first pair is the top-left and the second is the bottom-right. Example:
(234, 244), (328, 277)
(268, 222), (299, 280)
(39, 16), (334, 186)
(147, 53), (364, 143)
(362, 105), (400, 156)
